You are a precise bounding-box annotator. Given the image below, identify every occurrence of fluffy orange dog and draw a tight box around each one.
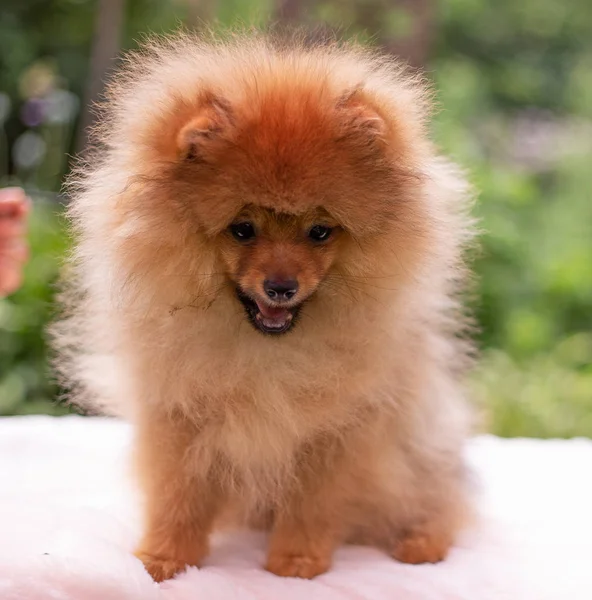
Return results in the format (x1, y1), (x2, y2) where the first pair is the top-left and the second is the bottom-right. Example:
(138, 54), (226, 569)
(55, 33), (476, 583)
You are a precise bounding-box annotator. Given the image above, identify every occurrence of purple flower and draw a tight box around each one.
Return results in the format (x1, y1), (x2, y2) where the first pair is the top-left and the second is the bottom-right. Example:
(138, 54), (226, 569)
(21, 98), (47, 127)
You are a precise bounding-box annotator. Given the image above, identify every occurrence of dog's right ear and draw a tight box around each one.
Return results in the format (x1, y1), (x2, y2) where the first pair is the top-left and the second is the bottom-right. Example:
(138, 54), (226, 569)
(176, 93), (234, 162)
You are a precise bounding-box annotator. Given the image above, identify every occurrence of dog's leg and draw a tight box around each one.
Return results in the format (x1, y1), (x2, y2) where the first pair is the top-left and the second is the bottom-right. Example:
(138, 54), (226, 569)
(133, 414), (221, 582)
(265, 439), (346, 579)
(390, 457), (471, 565)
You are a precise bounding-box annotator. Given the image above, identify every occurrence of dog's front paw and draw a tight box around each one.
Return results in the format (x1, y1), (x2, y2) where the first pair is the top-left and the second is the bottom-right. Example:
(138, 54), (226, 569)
(392, 531), (451, 564)
(265, 553), (331, 579)
(135, 551), (189, 582)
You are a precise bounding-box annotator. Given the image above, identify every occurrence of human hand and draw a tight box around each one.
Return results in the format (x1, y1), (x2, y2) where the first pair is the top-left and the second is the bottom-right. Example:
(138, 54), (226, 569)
(0, 187), (30, 297)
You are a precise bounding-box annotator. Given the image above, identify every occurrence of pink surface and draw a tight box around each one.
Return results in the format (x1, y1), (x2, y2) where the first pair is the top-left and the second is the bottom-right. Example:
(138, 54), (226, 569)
(0, 416), (590, 599)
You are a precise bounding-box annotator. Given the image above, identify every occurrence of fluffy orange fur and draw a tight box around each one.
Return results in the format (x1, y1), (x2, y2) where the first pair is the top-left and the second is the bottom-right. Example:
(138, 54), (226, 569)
(53, 32), (477, 583)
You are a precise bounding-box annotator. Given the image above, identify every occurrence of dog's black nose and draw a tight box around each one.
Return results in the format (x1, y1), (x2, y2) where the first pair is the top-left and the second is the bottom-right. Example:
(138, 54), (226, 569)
(264, 279), (299, 302)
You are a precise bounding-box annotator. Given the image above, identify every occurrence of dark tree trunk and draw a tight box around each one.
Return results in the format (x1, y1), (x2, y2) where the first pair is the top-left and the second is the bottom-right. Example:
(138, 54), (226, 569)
(276, 0), (307, 22)
(385, 0), (436, 69)
(76, 0), (126, 155)
(186, 0), (218, 29)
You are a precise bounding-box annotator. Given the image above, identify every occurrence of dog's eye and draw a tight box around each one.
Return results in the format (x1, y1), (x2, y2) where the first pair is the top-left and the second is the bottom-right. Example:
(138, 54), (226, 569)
(230, 222), (256, 241)
(308, 225), (333, 242)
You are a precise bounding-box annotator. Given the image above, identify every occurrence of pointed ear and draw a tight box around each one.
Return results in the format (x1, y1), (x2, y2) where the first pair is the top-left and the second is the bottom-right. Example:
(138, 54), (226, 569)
(177, 93), (234, 161)
(336, 87), (388, 143)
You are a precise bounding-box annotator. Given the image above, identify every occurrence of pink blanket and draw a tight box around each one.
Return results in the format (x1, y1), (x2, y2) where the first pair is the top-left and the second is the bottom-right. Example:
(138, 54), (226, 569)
(0, 416), (590, 599)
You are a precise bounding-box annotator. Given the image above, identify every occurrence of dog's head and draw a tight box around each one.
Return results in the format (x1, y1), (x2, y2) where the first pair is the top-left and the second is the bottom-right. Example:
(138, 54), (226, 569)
(116, 54), (435, 336)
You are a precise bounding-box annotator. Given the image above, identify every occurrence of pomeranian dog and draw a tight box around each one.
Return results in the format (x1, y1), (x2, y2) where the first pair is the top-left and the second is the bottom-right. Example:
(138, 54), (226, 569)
(54, 32), (476, 583)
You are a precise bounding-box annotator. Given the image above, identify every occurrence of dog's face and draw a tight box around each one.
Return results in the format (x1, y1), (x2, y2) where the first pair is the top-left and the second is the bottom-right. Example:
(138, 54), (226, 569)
(217, 207), (340, 334)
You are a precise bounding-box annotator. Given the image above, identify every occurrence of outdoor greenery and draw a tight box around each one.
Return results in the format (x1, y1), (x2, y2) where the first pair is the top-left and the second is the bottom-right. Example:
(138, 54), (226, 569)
(0, 200), (69, 415)
(0, 0), (590, 437)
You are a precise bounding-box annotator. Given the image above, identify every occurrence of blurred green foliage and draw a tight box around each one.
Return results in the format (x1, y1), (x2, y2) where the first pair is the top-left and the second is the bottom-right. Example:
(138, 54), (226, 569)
(0, 200), (70, 415)
(0, 0), (590, 436)
(430, 0), (592, 436)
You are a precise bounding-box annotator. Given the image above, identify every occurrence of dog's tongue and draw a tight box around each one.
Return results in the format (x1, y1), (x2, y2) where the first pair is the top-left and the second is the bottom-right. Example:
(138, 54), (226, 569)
(256, 300), (291, 328)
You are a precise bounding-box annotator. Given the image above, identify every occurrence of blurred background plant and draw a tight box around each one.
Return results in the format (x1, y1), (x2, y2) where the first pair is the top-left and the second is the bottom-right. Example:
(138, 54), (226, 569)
(0, 0), (590, 436)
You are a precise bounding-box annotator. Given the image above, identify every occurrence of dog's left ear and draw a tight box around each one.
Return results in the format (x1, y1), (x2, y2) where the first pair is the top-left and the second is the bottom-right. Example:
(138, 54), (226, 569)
(336, 87), (388, 143)
(177, 93), (234, 161)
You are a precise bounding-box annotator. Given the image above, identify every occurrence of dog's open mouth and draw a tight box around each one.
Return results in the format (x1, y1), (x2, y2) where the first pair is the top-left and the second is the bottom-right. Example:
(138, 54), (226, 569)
(236, 289), (301, 335)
